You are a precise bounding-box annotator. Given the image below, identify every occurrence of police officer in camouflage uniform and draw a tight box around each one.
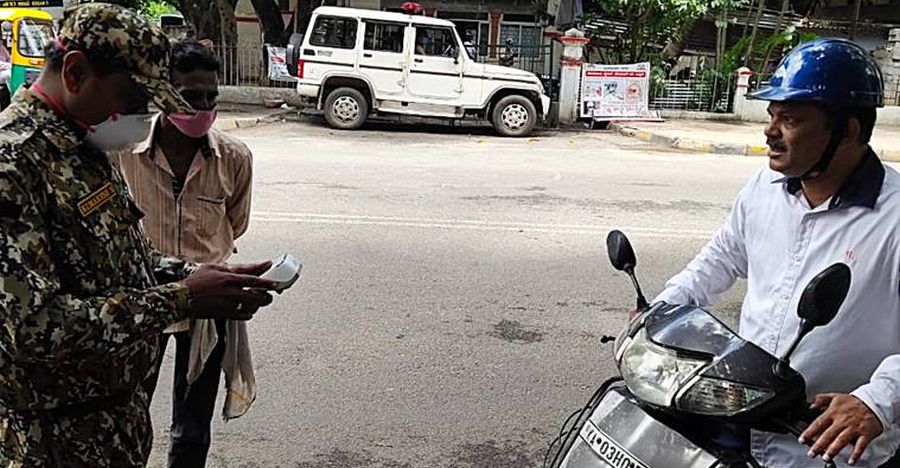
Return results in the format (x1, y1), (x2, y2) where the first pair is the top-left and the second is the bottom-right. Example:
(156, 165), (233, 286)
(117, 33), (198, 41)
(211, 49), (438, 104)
(0, 3), (277, 466)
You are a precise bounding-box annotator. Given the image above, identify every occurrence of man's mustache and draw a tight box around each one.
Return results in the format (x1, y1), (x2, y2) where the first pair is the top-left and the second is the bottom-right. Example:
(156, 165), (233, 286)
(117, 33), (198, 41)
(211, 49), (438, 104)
(767, 138), (787, 151)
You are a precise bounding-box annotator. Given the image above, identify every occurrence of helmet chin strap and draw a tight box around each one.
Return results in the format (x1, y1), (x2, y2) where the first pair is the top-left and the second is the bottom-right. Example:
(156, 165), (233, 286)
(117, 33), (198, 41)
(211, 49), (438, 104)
(800, 115), (848, 181)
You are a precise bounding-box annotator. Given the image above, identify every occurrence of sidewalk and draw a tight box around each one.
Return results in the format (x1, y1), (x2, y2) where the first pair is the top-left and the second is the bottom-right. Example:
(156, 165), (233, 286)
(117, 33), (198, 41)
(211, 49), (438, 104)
(214, 104), (291, 131)
(609, 119), (900, 162)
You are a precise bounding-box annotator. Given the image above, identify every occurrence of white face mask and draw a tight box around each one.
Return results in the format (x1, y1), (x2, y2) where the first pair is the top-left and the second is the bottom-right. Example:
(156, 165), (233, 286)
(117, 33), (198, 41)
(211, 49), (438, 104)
(86, 113), (155, 151)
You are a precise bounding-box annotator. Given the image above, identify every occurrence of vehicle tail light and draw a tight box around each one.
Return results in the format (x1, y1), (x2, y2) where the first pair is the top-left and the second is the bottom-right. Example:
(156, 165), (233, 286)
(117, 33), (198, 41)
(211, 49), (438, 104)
(297, 59), (305, 79)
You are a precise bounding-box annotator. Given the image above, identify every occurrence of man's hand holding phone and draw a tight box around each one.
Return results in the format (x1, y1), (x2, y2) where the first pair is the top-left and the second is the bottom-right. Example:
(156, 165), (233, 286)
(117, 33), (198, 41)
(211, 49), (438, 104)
(184, 261), (278, 321)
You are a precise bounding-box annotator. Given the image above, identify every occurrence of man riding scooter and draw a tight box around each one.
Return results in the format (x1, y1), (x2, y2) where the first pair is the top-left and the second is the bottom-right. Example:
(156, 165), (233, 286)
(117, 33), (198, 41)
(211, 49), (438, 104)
(653, 38), (899, 467)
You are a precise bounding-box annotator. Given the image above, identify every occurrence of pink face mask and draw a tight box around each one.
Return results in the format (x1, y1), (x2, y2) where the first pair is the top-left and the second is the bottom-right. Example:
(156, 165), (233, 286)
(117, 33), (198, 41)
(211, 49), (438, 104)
(167, 109), (217, 138)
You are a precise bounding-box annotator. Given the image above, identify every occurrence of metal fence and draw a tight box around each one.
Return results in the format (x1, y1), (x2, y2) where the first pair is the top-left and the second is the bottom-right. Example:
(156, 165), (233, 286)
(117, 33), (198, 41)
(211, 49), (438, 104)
(211, 43), (560, 97)
(213, 44), (295, 88)
(649, 75), (736, 113)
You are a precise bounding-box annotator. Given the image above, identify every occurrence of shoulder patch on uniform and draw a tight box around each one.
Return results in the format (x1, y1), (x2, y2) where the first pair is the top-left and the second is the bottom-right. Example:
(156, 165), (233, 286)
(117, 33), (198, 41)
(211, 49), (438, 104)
(78, 182), (115, 217)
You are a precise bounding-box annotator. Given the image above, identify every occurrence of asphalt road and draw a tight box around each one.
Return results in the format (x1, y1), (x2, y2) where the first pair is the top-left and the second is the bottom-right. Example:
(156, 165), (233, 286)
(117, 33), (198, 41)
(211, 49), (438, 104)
(147, 118), (765, 467)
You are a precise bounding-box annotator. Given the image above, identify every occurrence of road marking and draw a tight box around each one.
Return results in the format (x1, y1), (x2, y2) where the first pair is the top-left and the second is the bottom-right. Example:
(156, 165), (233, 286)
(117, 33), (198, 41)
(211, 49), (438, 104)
(251, 211), (714, 240)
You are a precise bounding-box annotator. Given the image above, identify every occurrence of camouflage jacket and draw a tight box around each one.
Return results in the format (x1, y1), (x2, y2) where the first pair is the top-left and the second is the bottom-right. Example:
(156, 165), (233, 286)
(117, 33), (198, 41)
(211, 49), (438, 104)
(0, 90), (193, 467)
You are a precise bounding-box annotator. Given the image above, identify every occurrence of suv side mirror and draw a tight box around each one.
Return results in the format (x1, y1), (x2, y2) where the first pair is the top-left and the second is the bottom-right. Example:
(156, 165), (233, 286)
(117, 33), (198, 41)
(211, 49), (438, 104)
(775, 263), (851, 377)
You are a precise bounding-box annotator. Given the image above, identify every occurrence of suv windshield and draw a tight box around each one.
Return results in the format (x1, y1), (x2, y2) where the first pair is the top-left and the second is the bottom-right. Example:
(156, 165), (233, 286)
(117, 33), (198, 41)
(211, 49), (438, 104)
(18, 18), (52, 58)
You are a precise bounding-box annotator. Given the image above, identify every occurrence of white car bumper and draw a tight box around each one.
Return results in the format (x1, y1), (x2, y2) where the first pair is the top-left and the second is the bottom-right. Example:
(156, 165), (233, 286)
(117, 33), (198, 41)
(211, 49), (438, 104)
(298, 82), (320, 99)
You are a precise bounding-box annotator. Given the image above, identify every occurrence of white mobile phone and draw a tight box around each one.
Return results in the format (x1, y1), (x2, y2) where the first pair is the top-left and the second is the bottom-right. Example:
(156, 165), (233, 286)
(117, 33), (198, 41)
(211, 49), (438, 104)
(259, 254), (302, 293)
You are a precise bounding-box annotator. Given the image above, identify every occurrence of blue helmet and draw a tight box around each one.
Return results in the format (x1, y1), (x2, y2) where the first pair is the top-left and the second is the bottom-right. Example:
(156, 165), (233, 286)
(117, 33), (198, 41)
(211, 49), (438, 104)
(749, 38), (884, 108)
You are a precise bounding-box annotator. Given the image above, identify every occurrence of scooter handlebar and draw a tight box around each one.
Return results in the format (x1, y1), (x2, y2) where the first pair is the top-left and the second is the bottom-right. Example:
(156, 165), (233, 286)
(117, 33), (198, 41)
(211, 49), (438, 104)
(797, 406), (824, 425)
(772, 406), (823, 439)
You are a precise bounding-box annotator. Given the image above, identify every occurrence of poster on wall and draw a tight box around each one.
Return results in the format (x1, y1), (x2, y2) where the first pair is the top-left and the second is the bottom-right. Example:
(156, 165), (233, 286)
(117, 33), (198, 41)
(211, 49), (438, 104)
(266, 46), (297, 83)
(580, 62), (651, 120)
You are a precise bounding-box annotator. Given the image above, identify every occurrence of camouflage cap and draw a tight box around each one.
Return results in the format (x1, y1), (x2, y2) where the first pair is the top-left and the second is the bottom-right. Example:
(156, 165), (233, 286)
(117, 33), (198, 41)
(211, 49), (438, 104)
(58, 2), (192, 114)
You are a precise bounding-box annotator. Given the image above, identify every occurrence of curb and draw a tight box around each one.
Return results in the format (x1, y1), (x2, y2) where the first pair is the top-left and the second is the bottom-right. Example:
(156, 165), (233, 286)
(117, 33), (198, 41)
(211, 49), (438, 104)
(214, 116), (262, 131)
(214, 109), (299, 132)
(610, 122), (759, 157)
(609, 122), (900, 162)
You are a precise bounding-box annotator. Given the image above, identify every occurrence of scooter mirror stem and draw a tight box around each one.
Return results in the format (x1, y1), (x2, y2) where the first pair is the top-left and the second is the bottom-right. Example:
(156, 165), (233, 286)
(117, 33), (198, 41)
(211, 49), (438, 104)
(774, 359), (793, 379)
(625, 267), (648, 311)
(774, 320), (813, 379)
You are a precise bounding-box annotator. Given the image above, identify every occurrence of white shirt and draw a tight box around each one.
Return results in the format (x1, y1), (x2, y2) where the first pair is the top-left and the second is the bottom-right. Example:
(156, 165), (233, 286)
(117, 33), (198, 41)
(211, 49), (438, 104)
(655, 151), (900, 468)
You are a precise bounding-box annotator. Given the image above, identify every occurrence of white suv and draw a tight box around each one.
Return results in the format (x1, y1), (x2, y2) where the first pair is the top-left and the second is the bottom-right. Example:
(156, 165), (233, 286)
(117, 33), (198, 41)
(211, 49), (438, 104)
(287, 6), (551, 137)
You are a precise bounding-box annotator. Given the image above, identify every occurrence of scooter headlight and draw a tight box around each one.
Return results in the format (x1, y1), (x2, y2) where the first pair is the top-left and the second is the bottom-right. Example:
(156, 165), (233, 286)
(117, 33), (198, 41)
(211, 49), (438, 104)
(617, 328), (707, 407)
(677, 377), (774, 416)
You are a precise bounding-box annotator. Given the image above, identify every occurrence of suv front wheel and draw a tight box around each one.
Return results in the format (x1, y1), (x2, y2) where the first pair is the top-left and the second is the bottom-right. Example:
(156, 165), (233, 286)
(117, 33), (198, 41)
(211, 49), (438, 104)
(324, 87), (369, 130)
(491, 95), (537, 137)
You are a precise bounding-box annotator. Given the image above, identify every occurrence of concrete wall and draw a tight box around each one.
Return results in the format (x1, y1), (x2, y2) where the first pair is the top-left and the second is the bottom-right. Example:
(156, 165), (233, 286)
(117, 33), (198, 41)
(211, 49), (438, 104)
(876, 29), (900, 106)
(734, 94), (900, 126)
(220, 85), (306, 107)
(349, 0), (382, 9)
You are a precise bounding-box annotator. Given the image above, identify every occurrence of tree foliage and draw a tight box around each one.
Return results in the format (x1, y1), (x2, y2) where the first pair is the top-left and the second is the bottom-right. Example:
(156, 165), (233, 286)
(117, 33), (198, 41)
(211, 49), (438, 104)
(578, 0), (749, 66)
(723, 26), (818, 76)
(142, 0), (292, 46)
(140, 0), (178, 19)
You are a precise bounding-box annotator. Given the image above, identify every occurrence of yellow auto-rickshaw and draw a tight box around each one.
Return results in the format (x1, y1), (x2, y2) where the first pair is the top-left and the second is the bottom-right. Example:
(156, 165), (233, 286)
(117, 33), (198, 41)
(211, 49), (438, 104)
(0, 8), (54, 109)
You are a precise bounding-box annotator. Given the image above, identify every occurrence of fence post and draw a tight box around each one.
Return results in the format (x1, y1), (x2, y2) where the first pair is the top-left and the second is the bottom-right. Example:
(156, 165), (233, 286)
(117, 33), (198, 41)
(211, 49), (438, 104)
(558, 28), (589, 125)
(733, 66), (753, 119)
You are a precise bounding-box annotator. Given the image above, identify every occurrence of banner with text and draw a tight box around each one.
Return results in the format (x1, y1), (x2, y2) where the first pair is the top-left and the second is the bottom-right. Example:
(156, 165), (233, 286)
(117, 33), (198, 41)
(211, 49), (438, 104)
(580, 62), (651, 120)
(0, 0), (61, 7)
(267, 46), (297, 83)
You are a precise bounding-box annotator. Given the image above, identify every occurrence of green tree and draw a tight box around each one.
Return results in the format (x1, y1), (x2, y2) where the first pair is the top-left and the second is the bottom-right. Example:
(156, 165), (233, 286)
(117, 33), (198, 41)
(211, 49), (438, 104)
(141, 0), (178, 19)
(145, 0), (293, 47)
(722, 26), (817, 77)
(579, 0), (748, 67)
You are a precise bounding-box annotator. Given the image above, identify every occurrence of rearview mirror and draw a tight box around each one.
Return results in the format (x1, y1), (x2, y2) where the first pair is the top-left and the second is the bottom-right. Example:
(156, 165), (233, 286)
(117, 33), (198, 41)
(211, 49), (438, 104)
(775, 262), (851, 377)
(606, 230), (648, 311)
(797, 262), (851, 327)
(607, 230), (637, 273)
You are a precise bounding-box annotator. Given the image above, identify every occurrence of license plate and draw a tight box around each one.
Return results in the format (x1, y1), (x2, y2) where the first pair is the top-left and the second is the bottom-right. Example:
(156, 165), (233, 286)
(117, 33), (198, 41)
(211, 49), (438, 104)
(579, 419), (649, 468)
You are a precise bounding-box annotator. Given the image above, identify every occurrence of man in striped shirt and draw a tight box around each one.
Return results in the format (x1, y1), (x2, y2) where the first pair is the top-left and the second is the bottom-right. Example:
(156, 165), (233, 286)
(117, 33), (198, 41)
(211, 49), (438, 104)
(111, 39), (256, 468)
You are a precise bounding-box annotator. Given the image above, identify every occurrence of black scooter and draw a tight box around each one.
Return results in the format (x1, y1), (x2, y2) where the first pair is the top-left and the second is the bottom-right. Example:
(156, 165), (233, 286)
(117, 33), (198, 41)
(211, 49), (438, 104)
(544, 230), (855, 468)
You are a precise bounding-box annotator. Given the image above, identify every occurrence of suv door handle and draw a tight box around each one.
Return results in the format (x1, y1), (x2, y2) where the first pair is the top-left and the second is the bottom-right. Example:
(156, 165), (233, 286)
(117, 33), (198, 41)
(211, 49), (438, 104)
(414, 58), (423, 63)
(363, 53), (373, 58)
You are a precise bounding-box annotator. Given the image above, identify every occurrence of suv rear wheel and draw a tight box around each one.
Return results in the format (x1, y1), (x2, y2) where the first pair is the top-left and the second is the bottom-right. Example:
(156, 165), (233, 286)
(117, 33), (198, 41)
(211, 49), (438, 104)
(491, 95), (537, 137)
(324, 87), (369, 130)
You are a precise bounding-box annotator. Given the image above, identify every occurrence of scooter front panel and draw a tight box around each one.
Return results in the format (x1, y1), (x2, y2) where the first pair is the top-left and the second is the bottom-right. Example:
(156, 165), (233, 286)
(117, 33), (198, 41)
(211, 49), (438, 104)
(560, 387), (723, 468)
